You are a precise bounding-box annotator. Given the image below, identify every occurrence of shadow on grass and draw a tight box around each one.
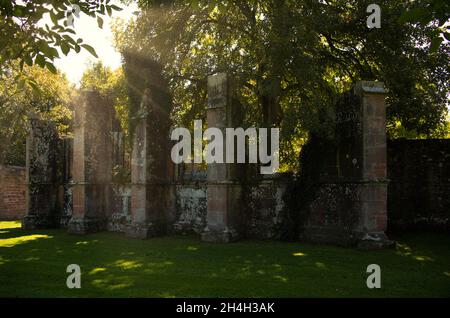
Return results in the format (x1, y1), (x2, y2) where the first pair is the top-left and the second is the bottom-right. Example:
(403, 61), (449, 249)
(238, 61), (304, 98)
(0, 221), (449, 297)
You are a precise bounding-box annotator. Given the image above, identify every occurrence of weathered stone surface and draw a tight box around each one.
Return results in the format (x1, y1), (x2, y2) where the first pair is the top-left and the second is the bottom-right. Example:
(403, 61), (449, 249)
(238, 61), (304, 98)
(60, 138), (73, 229)
(354, 82), (391, 248)
(298, 81), (392, 248)
(202, 73), (242, 242)
(387, 139), (450, 231)
(22, 115), (62, 229)
(108, 185), (131, 232)
(125, 221), (166, 239)
(202, 183), (241, 242)
(127, 61), (175, 239)
(173, 181), (207, 235)
(244, 175), (289, 240)
(301, 182), (360, 246)
(18, 75), (425, 249)
(357, 231), (395, 250)
(67, 216), (107, 235)
(68, 90), (113, 234)
(202, 226), (239, 243)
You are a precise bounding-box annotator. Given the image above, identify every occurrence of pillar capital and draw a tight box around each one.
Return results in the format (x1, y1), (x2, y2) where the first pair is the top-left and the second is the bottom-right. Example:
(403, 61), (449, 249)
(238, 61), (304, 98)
(354, 81), (388, 96)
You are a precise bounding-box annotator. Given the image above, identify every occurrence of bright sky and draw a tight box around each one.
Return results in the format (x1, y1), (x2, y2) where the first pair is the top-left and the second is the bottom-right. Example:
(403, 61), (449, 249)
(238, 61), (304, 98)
(49, 0), (139, 85)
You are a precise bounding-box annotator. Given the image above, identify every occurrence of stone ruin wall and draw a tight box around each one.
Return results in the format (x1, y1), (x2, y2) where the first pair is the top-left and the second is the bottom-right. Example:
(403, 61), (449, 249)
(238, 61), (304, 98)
(21, 73), (447, 247)
(387, 139), (450, 231)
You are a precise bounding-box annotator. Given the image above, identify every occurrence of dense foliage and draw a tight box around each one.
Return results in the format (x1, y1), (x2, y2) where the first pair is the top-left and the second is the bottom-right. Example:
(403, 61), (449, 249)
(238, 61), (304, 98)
(0, 0), (124, 165)
(116, 0), (449, 170)
(0, 64), (73, 165)
(0, 0), (122, 76)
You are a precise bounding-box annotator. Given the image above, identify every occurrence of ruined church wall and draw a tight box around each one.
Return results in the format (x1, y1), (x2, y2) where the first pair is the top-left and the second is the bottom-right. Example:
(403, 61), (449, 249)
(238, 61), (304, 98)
(172, 170), (288, 239)
(387, 139), (450, 231)
(104, 169), (288, 239)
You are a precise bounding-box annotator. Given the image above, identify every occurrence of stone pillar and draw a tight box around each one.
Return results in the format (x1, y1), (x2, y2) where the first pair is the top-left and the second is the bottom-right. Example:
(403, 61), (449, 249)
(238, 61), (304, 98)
(68, 90), (113, 234)
(60, 138), (73, 229)
(353, 81), (392, 249)
(22, 114), (62, 229)
(126, 88), (173, 239)
(202, 73), (241, 243)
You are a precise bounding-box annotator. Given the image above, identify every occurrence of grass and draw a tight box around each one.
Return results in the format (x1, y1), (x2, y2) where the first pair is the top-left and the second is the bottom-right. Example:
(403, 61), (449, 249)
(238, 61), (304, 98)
(0, 220), (449, 298)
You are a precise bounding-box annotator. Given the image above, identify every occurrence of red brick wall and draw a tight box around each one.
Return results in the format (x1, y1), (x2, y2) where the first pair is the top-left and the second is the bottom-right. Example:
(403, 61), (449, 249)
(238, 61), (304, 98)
(0, 165), (26, 220)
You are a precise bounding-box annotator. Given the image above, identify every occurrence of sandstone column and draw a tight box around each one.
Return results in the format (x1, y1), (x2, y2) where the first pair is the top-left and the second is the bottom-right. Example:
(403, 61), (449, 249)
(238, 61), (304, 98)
(22, 114), (62, 229)
(354, 81), (392, 248)
(202, 73), (241, 242)
(68, 90), (113, 234)
(60, 137), (73, 229)
(126, 88), (173, 239)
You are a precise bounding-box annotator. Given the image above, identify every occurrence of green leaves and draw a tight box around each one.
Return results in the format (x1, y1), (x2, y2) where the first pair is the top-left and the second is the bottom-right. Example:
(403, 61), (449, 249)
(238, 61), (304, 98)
(35, 55), (46, 68)
(46, 62), (57, 74)
(399, 0), (450, 53)
(61, 42), (70, 56)
(0, 0), (123, 76)
(430, 37), (444, 54)
(97, 16), (104, 29)
(110, 5), (123, 12)
(0, 63), (73, 166)
(81, 44), (98, 58)
(399, 8), (431, 24)
(120, 0), (450, 165)
(50, 10), (59, 25)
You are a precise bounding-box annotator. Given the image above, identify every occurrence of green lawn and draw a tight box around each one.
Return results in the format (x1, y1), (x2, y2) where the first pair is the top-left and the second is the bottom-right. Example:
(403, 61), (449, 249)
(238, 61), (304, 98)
(0, 220), (449, 297)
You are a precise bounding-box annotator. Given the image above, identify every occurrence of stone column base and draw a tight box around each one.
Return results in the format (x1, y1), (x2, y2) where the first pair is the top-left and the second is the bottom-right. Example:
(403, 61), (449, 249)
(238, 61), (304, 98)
(22, 215), (59, 230)
(356, 232), (395, 250)
(201, 227), (239, 243)
(173, 221), (202, 235)
(125, 221), (166, 239)
(59, 214), (72, 229)
(67, 217), (106, 234)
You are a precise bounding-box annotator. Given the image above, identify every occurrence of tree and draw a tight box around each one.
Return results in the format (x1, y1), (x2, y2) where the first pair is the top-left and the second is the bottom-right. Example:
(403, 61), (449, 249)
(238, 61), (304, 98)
(0, 63), (74, 165)
(0, 0), (122, 76)
(80, 62), (132, 182)
(115, 0), (449, 170)
(399, 0), (450, 53)
(80, 62), (130, 137)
